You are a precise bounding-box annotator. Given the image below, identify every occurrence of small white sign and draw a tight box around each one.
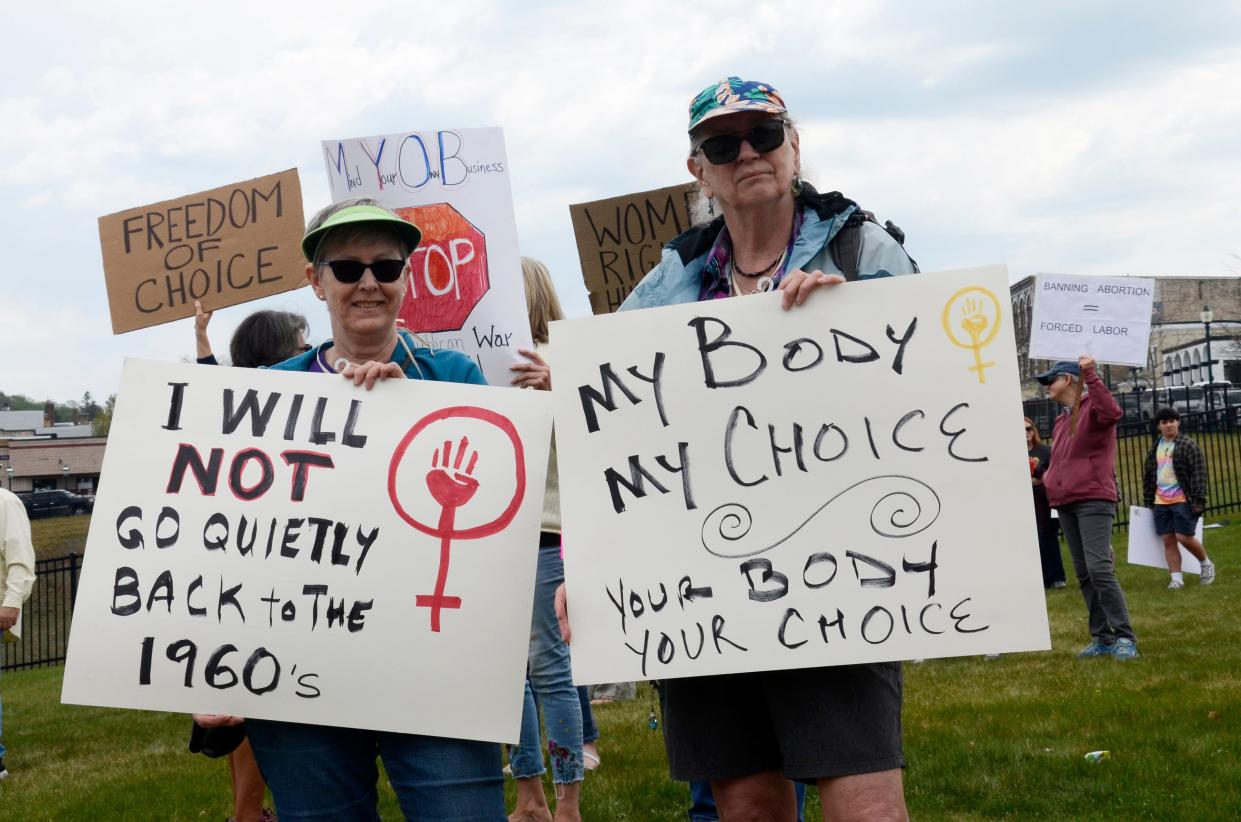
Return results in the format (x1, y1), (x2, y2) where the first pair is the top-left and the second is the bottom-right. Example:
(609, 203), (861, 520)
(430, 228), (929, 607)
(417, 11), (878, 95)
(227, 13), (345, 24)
(1030, 273), (1154, 367)
(1126, 506), (1204, 573)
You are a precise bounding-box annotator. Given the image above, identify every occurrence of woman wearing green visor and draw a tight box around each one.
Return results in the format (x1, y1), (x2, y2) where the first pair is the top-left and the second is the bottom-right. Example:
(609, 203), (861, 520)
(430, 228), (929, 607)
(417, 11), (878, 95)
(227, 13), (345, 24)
(213, 198), (499, 820)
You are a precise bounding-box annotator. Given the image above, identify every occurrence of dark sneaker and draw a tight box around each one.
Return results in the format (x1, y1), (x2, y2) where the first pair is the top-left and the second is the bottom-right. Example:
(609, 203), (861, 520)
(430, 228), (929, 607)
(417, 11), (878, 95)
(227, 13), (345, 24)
(1201, 561), (1217, 585)
(1077, 640), (1115, 658)
(0, 757), (8, 780)
(1112, 638), (1140, 661)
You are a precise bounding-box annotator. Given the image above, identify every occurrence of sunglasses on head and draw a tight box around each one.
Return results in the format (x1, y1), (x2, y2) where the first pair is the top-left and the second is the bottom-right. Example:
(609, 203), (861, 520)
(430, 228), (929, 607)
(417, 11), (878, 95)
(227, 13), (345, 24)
(695, 119), (787, 165)
(321, 258), (406, 284)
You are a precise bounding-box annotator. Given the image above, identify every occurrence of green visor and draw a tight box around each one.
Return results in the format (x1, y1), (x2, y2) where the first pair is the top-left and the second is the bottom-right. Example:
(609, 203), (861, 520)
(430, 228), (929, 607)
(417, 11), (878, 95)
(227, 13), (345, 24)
(301, 204), (423, 263)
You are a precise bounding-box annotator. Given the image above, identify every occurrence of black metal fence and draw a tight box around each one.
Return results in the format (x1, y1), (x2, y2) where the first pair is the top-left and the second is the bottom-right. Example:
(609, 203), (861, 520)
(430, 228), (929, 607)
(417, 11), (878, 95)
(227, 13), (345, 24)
(1023, 388), (1241, 529)
(1, 553), (80, 672)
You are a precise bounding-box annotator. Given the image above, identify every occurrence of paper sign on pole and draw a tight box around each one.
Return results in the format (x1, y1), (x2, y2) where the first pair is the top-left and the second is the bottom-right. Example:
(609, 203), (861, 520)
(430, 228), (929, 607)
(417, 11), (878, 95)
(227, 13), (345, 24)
(320, 129), (532, 386)
(99, 169), (307, 334)
(551, 265), (1051, 684)
(1126, 505), (1204, 573)
(1029, 273), (1155, 366)
(569, 183), (701, 314)
(62, 360), (550, 742)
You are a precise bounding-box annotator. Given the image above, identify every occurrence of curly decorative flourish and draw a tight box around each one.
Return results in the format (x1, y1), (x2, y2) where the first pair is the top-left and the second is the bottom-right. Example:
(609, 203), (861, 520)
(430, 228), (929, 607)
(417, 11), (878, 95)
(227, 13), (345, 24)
(701, 475), (940, 559)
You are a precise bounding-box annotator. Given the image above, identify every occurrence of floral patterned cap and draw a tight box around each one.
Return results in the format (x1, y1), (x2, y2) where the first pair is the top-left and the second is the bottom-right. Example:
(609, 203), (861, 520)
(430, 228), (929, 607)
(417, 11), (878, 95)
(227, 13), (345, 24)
(687, 76), (788, 132)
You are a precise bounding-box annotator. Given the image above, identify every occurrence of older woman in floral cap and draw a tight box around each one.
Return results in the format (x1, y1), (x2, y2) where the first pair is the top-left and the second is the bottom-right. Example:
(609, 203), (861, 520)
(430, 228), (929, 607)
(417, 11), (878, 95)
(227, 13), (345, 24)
(622, 76), (917, 821)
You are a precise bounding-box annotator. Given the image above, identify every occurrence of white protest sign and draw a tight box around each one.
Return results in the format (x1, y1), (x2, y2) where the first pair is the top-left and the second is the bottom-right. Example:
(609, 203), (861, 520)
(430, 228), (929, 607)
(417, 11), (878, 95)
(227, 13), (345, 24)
(1030, 273), (1155, 366)
(321, 129), (532, 387)
(552, 265), (1051, 684)
(62, 359), (550, 742)
(1126, 505), (1204, 573)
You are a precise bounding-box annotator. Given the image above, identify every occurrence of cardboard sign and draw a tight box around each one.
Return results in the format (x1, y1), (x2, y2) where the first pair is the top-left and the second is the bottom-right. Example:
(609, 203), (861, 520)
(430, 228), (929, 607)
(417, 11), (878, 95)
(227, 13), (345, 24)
(320, 129), (533, 387)
(62, 359), (551, 742)
(1030, 273), (1155, 366)
(99, 170), (307, 334)
(551, 265), (1051, 684)
(569, 183), (701, 314)
(1126, 505), (1204, 573)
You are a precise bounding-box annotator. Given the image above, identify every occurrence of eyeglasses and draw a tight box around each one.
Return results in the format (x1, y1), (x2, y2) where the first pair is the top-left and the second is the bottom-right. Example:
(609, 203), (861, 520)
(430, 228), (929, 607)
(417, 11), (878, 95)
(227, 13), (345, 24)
(1025, 427), (1034, 432)
(321, 259), (406, 284)
(695, 119), (787, 165)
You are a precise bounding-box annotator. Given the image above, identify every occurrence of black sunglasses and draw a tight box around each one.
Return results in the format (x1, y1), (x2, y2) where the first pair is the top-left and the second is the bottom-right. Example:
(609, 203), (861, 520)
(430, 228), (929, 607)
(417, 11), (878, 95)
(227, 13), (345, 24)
(696, 119), (787, 165)
(1025, 426), (1034, 432)
(321, 259), (406, 284)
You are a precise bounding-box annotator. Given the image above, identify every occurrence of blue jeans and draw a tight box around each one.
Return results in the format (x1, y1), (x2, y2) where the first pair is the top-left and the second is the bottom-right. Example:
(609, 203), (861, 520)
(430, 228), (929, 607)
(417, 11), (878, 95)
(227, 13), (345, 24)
(245, 719), (503, 821)
(509, 542), (583, 784)
(578, 685), (598, 744)
(689, 779), (807, 821)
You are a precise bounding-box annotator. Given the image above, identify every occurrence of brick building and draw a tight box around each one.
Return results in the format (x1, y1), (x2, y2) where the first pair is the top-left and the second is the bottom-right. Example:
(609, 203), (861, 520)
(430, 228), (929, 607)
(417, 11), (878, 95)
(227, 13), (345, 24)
(1010, 275), (1241, 398)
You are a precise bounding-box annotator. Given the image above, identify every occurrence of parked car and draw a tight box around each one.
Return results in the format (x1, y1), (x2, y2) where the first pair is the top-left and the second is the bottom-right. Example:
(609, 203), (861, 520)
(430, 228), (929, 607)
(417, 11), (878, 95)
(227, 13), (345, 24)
(20, 489), (94, 518)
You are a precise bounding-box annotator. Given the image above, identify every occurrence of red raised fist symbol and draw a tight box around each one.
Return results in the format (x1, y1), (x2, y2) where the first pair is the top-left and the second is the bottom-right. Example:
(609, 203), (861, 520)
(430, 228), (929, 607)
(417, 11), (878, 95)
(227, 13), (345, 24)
(426, 437), (480, 509)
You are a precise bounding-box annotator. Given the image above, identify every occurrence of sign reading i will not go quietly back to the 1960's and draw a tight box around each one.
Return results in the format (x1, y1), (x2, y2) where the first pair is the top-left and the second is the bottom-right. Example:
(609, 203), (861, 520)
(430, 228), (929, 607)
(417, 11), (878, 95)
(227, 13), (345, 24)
(61, 360), (551, 743)
(551, 265), (1051, 685)
(1029, 273), (1155, 367)
(98, 169), (307, 334)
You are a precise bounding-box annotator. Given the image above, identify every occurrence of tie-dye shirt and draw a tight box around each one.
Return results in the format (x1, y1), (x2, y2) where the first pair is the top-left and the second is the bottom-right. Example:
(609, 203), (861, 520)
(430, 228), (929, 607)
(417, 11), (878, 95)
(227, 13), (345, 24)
(1155, 439), (1186, 504)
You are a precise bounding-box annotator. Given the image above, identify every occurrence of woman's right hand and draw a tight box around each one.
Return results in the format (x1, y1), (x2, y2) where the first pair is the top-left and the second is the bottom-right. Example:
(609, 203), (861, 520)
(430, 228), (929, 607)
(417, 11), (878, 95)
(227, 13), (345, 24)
(193, 713), (244, 727)
(194, 300), (214, 359)
(554, 583), (571, 644)
(342, 360), (405, 390)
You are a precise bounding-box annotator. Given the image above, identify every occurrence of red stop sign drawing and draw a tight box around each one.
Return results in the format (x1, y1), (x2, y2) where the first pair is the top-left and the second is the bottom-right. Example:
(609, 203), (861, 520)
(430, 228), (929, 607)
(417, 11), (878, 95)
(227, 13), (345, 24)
(394, 203), (490, 333)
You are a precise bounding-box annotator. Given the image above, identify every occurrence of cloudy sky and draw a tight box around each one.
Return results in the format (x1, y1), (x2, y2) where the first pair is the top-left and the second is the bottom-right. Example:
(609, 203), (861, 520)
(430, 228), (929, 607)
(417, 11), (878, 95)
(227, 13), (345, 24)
(3, 0), (1239, 403)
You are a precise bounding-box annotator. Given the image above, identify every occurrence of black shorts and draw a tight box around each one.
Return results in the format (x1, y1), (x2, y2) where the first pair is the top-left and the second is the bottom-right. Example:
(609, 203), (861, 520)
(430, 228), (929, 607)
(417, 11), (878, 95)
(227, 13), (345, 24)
(660, 662), (904, 783)
(1153, 501), (1198, 536)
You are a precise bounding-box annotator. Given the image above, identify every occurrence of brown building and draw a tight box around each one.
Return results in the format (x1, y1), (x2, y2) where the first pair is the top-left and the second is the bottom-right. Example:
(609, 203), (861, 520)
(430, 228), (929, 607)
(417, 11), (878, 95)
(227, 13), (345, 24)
(1010, 275), (1241, 398)
(1, 437), (106, 495)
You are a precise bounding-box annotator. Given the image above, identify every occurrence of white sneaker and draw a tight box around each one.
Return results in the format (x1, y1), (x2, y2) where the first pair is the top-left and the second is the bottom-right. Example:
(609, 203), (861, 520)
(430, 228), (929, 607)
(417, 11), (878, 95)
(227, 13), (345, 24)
(1168, 579), (1184, 590)
(1201, 561), (1216, 586)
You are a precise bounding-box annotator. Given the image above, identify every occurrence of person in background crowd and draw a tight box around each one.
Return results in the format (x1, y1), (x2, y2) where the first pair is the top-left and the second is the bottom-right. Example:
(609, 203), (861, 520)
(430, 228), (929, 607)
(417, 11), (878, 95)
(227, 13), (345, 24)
(0, 486), (37, 781)
(1026, 417), (1066, 589)
(1039, 357), (1138, 661)
(192, 300), (311, 822)
(506, 256), (583, 822)
(197, 198), (498, 822)
(195, 300), (310, 367)
(1143, 407), (1216, 589)
(560, 75), (917, 822)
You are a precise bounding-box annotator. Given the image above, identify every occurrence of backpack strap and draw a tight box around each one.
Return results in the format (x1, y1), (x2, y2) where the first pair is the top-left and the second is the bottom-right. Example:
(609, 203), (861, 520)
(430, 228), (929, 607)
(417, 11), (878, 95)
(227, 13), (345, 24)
(828, 210), (913, 281)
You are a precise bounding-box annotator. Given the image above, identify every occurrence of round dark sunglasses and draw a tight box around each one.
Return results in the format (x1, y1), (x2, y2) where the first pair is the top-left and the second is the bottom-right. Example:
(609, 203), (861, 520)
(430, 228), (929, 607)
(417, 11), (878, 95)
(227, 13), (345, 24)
(695, 119), (787, 165)
(321, 258), (406, 284)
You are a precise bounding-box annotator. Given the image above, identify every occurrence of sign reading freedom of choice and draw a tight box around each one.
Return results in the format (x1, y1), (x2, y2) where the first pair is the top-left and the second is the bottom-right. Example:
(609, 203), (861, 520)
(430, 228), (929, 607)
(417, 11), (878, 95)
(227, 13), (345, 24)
(98, 169), (307, 334)
(569, 183), (700, 314)
(551, 265), (1052, 684)
(321, 128), (533, 387)
(1029, 273), (1155, 367)
(61, 360), (551, 743)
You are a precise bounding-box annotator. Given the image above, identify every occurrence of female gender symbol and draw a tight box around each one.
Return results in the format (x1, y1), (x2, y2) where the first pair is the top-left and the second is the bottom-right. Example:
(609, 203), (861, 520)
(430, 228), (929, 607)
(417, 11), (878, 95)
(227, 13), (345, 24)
(387, 406), (526, 632)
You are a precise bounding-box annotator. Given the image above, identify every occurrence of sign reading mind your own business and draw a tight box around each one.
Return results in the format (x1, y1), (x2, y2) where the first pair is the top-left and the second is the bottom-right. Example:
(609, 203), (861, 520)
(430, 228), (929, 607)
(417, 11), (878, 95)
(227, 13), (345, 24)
(1029, 273), (1155, 367)
(98, 169), (307, 334)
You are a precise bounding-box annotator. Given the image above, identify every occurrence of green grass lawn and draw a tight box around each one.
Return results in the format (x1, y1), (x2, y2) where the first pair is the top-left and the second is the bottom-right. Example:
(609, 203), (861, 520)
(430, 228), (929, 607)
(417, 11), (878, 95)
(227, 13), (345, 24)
(2, 524), (1238, 820)
(29, 514), (91, 560)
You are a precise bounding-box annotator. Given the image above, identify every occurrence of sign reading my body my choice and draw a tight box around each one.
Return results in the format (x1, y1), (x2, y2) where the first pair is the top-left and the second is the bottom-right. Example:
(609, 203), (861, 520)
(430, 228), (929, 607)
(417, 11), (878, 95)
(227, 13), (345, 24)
(98, 169), (307, 334)
(551, 265), (1051, 684)
(321, 129), (532, 387)
(61, 360), (551, 742)
(1030, 273), (1155, 367)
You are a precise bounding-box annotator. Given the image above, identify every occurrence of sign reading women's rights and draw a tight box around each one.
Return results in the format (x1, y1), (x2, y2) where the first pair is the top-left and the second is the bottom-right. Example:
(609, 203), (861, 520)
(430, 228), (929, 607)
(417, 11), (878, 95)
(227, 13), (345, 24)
(321, 129), (532, 386)
(551, 266), (1051, 684)
(98, 169), (307, 334)
(62, 360), (551, 742)
(1030, 273), (1155, 366)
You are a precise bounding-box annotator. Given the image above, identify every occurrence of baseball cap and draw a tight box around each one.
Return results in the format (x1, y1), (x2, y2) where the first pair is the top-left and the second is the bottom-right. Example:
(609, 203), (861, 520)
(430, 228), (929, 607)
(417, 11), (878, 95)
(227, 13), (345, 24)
(688, 76), (788, 132)
(301, 204), (423, 263)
